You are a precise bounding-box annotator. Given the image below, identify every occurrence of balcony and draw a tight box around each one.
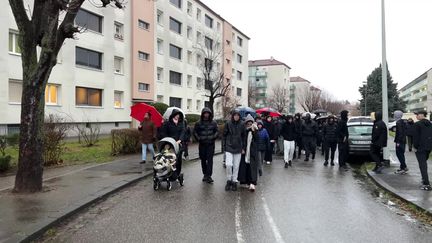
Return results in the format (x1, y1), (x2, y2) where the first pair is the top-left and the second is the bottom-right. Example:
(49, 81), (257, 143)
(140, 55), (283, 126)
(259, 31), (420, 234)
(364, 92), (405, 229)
(255, 82), (267, 88)
(254, 71), (267, 78)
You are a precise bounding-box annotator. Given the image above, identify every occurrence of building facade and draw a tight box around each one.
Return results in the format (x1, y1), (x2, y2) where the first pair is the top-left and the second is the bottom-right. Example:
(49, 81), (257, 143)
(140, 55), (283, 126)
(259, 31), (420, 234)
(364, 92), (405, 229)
(289, 76), (312, 114)
(248, 58), (291, 110)
(399, 68), (432, 114)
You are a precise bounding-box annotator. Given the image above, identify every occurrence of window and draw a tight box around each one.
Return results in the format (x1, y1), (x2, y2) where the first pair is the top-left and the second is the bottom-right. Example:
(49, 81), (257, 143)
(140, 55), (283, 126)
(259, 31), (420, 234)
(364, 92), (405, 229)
(45, 84), (59, 105)
(187, 2), (192, 15)
(187, 75), (192, 87)
(157, 95), (164, 103)
(237, 71), (242, 80)
(138, 83), (150, 91)
(205, 14), (213, 28)
(232, 68), (235, 76)
(114, 22), (123, 40)
(187, 99), (192, 110)
(169, 44), (182, 59)
(169, 71), (182, 85)
(8, 80), (22, 103)
(226, 59), (230, 64)
(138, 51), (149, 61)
(114, 91), (123, 108)
(196, 77), (203, 89)
(76, 9), (102, 33)
(8, 31), (21, 54)
(170, 0), (182, 9)
(138, 19), (149, 30)
(205, 36), (213, 50)
(169, 97), (182, 108)
(76, 47), (102, 70)
(187, 26), (192, 39)
(157, 67), (163, 82)
(196, 54), (202, 65)
(237, 88), (242, 96)
(187, 51), (192, 64)
(157, 10), (163, 25)
(196, 100), (201, 110)
(114, 56), (123, 74)
(196, 31), (202, 42)
(237, 36), (243, 47)
(169, 17), (182, 34)
(157, 39), (163, 54)
(76, 87), (102, 106)
(237, 54), (242, 64)
(196, 8), (201, 21)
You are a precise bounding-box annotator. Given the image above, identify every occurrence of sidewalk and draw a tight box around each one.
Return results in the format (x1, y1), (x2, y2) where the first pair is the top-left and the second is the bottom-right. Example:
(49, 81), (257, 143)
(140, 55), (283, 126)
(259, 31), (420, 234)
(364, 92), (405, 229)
(367, 144), (432, 214)
(0, 140), (221, 243)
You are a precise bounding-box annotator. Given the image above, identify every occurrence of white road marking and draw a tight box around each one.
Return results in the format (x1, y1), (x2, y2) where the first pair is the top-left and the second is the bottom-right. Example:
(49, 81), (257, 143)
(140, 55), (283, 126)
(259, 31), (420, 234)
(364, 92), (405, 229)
(262, 196), (286, 243)
(235, 195), (245, 243)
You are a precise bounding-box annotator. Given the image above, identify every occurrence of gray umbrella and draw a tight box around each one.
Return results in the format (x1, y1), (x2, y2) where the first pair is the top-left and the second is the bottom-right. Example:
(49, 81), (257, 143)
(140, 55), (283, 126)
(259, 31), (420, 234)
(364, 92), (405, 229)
(163, 107), (185, 120)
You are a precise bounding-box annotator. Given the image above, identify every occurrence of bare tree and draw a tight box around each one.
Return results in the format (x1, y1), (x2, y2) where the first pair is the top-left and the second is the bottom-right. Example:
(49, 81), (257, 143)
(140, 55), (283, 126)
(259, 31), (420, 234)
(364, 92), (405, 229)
(298, 86), (322, 112)
(194, 33), (230, 114)
(221, 94), (241, 119)
(268, 84), (289, 113)
(9, 0), (125, 192)
(248, 81), (257, 109)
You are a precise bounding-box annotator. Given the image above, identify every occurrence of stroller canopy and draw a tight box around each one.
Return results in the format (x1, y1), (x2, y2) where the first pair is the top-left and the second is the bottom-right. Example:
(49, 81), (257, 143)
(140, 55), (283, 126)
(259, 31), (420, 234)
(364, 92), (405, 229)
(158, 137), (179, 154)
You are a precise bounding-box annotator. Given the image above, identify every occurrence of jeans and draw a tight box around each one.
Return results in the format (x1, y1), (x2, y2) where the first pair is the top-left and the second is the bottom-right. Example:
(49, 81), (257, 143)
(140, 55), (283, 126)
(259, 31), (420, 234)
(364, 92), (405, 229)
(225, 152), (242, 182)
(257, 151), (265, 172)
(395, 143), (407, 170)
(415, 150), (431, 185)
(199, 143), (215, 177)
(324, 141), (337, 162)
(283, 140), (295, 162)
(142, 143), (155, 161)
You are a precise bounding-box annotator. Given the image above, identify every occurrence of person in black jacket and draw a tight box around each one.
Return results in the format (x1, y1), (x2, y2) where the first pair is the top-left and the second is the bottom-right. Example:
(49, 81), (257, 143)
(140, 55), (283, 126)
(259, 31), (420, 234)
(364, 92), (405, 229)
(159, 109), (186, 177)
(413, 111), (432, 191)
(336, 110), (349, 169)
(393, 110), (408, 174)
(194, 107), (219, 183)
(323, 115), (337, 166)
(238, 115), (260, 192)
(263, 115), (277, 165)
(281, 115), (297, 167)
(406, 118), (415, 152)
(301, 113), (318, 161)
(370, 111), (388, 173)
(293, 113), (303, 159)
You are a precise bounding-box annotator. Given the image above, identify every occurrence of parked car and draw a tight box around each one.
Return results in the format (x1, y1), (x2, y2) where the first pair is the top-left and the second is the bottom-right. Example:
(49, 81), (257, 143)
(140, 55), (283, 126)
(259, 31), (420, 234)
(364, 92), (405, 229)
(347, 121), (374, 156)
(348, 116), (372, 123)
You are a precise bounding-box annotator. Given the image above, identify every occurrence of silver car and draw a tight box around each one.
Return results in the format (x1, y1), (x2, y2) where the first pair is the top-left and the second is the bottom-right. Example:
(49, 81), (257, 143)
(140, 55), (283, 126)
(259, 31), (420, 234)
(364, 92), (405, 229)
(347, 121), (373, 156)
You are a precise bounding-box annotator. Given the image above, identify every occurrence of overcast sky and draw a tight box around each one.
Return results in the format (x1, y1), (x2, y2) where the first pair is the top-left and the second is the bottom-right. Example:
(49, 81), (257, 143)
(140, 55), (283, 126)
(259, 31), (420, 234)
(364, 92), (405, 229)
(202, 0), (432, 102)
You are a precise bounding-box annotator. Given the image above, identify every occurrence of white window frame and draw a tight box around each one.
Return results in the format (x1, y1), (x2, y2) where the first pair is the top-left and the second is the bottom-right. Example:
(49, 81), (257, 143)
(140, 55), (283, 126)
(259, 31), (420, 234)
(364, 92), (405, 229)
(138, 19), (150, 30)
(114, 91), (123, 108)
(138, 51), (149, 61)
(157, 10), (163, 26)
(8, 79), (22, 104)
(157, 39), (164, 54)
(114, 22), (124, 40)
(8, 30), (21, 55)
(114, 56), (124, 74)
(187, 75), (192, 87)
(157, 67), (163, 82)
(138, 83), (150, 92)
(45, 84), (60, 105)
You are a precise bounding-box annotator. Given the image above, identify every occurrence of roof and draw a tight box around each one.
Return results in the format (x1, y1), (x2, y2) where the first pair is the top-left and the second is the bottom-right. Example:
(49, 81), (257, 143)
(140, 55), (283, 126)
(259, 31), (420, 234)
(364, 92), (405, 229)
(248, 59), (291, 69)
(289, 76), (310, 83)
(399, 67), (432, 92)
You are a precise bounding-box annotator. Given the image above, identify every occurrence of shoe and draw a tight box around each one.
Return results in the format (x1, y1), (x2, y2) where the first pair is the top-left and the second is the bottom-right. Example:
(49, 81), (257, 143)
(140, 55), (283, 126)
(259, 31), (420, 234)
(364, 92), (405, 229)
(288, 160), (292, 166)
(304, 158), (309, 162)
(225, 180), (231, 191)
(140, 160), (146, 164)
(312, 154), (315, 160)
(420, 184), (432, 191)
(207, 177), (214, 184)
(284, 162), (289, 168)
(202, 176), (208, 182)
(231, 182), (238, 191)
(249, 184), (255, 192)
(324, 161), (328, 166)
(394, 168), (409, 175)
(330, 161), (335, 166)
(259, 169), (262, 176)
(266, 161), (271, 165)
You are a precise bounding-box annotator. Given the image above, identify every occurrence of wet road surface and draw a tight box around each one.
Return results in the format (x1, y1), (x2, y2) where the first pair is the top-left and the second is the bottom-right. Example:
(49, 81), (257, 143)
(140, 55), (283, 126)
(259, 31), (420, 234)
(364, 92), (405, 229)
(40, 153), (432, 243)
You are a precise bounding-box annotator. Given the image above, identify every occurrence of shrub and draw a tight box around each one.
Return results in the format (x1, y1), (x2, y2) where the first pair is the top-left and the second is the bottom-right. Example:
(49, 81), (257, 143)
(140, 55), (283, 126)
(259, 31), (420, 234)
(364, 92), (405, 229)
(111, 129), (141, 155)
(43, 114), (70, 166)
(6, 133), (19, 147)
(0, 136), (12, 172)
(185, 114), (200, 124)
(76, 123), (101, 147)
(150, 102), (169, 116)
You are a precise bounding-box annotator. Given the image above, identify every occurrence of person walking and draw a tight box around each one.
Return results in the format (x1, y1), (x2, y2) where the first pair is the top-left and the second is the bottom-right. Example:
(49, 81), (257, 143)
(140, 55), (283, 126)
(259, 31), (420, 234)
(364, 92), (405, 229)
(138, 112), (157, 164)
(323, 115), (337, 166)
(413, 111), (432, 191)
(336, 110), (349, 169)
(194, 107), (219, 184)
(183, 120), (191, 160)
(263, 115), (277, 165)
(393, 110), (408, 174)
(256, 120), (270, 175)
(159, 109), (186, 178)
(293, 113), (303, 160)
(223, 110), (246, 191)
(239, 115), (260, 191)
(370, 112), (388, 174)
(301, 113), (318, 161)
(406, 118), (415, 152)
(281, 115), (297, 168)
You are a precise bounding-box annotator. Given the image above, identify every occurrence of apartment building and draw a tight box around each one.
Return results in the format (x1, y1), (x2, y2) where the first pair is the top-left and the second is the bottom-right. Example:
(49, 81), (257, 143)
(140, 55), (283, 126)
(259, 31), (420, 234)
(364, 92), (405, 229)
(289, 76), (312, 114)
(399, 68), (432, 114)
(0, 1), (132, 135)
(248, 58), (291, 110)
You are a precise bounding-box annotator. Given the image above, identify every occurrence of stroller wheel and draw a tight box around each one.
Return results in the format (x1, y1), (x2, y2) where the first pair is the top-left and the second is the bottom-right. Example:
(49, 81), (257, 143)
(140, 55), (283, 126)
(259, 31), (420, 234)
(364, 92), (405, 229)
(167, 181), (172, 191)
(153, 181), (160, 191)
(179, 174), (184, 186)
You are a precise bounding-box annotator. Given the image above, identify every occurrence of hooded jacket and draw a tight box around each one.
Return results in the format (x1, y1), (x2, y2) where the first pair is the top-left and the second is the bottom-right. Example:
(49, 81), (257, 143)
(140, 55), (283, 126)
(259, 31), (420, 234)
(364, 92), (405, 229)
(294, 113), (303, 140)
(301, 117), (318, 137)
(413, 118), (432, 151)
(281, 116), (297, 141)
(336, 110), (349, 144)
(159, 109), (185, 142)
(139, 117), (157, 144)
(193, 107), (218, 145)
(371, 112), (388, 147)
(256, 121), (270, 151)
(223, 110), (246, 153)
(406, 119), (415, 136)
(393, 110), (406, 144)
(263, 118), (278, 140)
(323, 118), (337, 143)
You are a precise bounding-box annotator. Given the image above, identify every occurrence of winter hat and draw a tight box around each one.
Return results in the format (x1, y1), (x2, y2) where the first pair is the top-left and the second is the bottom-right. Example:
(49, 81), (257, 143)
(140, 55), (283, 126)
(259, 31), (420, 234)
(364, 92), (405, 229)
(340, 110), (349, 121)
(393, 110), (403, 120)
(244, 114), (254, 124)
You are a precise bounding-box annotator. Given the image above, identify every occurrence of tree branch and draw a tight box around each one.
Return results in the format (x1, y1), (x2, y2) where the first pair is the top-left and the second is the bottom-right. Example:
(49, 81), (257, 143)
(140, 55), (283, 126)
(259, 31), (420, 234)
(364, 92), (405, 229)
(9, 0), (30, 31)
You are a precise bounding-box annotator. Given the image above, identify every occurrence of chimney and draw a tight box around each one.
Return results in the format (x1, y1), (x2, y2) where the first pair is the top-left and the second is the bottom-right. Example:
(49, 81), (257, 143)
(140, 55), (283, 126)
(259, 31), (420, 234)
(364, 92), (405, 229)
(270, 56), (274, 61)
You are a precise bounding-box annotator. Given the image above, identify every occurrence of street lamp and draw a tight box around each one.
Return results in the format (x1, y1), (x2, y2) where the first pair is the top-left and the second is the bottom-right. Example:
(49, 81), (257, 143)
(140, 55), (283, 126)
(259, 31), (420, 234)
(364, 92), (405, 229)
(363, 81), (367, 116)
(381, 0), (390, 160)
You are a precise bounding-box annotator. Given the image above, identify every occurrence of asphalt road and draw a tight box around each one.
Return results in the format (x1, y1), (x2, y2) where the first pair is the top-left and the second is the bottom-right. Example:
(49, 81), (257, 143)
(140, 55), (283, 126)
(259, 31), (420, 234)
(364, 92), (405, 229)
(40, 153), (432, 243)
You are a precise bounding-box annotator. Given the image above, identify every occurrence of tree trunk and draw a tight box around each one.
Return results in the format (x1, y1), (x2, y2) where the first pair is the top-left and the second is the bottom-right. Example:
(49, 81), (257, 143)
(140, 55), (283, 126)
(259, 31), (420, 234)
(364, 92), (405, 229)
(208, 97), (215, 114)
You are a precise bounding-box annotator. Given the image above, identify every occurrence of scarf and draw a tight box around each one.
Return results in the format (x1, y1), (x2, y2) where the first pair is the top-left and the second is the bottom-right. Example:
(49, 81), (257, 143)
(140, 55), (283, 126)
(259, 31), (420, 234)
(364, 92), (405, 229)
(245, 130), (253, 164)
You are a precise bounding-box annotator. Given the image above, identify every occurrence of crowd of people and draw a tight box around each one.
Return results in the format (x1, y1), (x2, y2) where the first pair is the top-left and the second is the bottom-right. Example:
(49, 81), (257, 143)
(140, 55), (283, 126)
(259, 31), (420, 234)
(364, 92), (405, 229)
(138, 107), (432, 192)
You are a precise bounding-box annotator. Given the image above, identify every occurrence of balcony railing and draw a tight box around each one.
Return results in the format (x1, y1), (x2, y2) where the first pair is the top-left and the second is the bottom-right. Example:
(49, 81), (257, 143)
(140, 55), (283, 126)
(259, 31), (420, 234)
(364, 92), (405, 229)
(254, 71), (267, 78)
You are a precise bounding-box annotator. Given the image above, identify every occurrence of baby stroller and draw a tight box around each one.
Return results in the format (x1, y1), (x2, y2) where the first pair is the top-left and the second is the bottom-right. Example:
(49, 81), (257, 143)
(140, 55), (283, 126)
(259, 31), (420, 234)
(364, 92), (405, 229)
(153, 137), (184, 191)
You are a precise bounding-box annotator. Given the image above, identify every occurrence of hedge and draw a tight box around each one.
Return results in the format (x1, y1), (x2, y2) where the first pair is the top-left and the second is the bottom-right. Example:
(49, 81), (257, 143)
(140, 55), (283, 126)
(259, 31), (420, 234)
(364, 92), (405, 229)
(111, 129), (142, 155)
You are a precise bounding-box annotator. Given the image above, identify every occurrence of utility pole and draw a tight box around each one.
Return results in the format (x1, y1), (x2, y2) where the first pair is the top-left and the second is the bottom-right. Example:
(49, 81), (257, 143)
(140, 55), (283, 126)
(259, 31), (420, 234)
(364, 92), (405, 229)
(381, 0), (389, 160)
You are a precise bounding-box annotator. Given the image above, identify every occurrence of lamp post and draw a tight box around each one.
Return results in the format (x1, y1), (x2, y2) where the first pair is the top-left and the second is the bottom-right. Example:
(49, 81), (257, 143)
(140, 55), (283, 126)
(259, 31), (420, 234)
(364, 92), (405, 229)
(381, 0), (390, 160)
(363, 81), (367, 116)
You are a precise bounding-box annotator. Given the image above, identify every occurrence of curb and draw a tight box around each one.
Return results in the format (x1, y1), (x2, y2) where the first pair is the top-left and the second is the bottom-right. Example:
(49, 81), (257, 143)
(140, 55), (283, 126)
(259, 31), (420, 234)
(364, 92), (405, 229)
(365, 170), (432, 216)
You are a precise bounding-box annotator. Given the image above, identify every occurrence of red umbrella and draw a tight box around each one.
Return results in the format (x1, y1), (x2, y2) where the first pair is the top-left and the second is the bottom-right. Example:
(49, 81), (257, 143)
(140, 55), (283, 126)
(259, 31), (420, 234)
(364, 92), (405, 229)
(130, 103), (163, 127)
(256, 107), (281, 117)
